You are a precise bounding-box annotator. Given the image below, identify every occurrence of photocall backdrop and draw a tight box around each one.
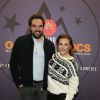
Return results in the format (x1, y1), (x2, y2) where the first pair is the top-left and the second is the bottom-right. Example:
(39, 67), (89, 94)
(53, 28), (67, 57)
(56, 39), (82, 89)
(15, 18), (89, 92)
(0, 0), (100, 100)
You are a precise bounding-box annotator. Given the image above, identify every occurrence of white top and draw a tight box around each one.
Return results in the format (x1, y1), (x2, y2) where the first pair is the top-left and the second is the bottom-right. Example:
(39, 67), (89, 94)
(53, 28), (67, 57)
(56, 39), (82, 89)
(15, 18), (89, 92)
(47, 52), (79, 100)
(33, 36), (44, 81)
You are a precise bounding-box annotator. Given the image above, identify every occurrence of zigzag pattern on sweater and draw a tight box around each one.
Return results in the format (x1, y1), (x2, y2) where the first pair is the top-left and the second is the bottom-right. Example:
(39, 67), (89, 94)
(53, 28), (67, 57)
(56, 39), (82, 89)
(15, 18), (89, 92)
(48, 53), (78, 85)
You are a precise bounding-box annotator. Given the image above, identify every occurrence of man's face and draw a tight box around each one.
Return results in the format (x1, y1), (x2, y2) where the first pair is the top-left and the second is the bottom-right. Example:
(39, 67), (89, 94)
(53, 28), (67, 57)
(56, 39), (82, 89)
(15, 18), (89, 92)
(29, 19), (44, 39)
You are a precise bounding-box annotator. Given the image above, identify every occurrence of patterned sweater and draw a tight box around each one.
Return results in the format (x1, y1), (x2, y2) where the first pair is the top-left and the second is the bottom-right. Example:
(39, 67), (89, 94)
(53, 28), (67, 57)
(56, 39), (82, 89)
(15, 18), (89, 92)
(47, 52), (79, 100)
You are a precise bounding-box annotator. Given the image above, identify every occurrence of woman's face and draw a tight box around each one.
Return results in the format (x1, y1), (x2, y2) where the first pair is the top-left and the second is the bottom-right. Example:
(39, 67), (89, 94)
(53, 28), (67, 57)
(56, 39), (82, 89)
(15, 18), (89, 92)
(58, 38), (71, 57)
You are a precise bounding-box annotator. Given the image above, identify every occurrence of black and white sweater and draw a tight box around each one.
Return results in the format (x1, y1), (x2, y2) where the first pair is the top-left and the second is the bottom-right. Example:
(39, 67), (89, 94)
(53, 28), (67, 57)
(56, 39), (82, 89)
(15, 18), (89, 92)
(47, 52), (79, 100)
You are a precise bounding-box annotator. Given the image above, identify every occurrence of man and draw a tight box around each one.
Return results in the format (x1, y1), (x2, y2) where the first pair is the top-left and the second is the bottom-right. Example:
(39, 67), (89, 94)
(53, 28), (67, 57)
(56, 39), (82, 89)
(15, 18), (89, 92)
(10, 14), (55, 100)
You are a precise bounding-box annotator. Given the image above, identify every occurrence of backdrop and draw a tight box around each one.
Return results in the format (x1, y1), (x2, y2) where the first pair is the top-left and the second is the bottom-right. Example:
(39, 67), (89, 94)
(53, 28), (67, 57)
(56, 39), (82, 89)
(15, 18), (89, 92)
(0, 0), (100, 100)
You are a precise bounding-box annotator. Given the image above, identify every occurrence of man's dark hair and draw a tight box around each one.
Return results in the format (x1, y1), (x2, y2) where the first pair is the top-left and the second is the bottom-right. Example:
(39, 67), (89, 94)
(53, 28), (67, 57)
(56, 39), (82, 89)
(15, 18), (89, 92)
(28, 14), (45, 27)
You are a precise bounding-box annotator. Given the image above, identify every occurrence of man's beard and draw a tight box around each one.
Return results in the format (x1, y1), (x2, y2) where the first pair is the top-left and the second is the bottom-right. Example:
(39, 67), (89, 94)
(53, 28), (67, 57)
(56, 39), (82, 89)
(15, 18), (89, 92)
(32, 31), (43, 39)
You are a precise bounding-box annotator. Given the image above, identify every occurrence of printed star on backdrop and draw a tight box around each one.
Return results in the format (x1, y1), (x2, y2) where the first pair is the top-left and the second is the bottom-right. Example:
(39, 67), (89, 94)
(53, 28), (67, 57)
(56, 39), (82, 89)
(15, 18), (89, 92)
(75, 17), (82, 25)
(60, 6), (65, 11)
(4, 14), (21, 32)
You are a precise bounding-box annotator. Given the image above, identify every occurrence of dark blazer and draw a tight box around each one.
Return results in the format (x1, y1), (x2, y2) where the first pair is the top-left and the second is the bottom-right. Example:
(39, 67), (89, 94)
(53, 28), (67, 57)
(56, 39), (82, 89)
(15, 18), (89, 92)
(10, 33), (55, 90)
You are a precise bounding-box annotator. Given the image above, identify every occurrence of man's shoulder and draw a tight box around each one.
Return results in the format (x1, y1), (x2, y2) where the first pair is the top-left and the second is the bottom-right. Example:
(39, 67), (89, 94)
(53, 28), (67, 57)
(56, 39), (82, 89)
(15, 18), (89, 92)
(44, 37), (54, 45)
(13, 34), (32, 47)
(15, 34), (31, 42)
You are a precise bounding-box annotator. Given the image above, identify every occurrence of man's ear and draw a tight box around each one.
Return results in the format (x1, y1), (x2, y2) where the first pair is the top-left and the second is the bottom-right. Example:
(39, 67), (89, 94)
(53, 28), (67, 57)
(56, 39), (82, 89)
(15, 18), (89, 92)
(28, 26), (31, 31)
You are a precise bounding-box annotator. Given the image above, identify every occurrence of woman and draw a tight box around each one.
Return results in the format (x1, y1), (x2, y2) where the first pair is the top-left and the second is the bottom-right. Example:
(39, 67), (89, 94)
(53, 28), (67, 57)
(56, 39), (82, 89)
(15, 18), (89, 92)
(47, 34), (79, 100)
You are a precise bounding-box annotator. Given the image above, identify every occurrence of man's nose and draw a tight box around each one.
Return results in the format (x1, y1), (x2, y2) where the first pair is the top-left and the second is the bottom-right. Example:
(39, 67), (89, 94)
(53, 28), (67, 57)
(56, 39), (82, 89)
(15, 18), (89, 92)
(36, 26), (40, 30)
